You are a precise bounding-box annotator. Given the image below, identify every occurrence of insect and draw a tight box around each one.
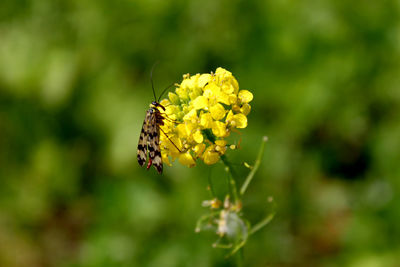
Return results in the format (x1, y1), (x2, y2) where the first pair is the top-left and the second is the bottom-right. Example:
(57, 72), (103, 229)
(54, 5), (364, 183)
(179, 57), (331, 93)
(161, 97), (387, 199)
(137, 65), (177, 174)
(137, 101), (166, 174)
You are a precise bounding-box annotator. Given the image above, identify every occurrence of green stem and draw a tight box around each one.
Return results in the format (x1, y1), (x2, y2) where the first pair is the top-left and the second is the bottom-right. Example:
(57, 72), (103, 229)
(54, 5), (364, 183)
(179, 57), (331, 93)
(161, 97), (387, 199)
(220, 154), (243, 267)
(240, 136), (268, 196)
(220, 155), (239, 204)
(207, 168), (216, 198)
(250, 211), (275, 235)
(236, 249), (244, 267)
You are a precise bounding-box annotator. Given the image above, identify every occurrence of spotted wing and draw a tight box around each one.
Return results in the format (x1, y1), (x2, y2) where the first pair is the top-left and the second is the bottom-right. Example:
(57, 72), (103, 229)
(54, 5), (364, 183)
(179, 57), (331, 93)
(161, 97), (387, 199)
(137, 110), (151, 166)
(147, 112), (163, 174)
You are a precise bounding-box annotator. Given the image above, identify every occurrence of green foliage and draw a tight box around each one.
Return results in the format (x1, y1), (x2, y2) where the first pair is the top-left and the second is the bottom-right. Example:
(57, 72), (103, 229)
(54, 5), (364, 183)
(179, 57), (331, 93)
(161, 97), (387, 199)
(1, 0), (400, 266)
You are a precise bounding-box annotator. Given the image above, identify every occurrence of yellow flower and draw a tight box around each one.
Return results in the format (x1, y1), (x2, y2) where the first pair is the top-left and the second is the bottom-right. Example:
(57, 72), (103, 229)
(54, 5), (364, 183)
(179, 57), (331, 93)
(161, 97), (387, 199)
(159, 68), (253, 167)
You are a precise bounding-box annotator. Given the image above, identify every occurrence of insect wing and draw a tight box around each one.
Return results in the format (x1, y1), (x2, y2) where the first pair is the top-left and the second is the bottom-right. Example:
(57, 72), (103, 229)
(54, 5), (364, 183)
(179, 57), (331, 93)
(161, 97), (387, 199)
(147, 111), (163, 174)
(137, 110), (151, 166)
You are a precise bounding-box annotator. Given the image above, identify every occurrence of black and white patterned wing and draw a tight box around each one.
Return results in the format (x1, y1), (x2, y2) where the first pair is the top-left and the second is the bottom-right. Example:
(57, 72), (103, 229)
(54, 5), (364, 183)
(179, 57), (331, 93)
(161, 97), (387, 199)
(137, 110), (151, 166)
(147, 113), (163, 174)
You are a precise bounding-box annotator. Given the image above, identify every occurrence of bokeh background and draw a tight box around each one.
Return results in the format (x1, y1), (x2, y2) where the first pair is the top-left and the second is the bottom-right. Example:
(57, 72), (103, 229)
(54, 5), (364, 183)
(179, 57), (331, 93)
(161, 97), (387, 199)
(1, 0), (400, 266)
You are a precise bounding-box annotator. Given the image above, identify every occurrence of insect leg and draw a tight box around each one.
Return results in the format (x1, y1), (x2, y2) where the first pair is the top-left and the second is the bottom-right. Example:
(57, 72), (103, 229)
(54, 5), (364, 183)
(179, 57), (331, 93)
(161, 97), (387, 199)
(159, 127), (182, 153)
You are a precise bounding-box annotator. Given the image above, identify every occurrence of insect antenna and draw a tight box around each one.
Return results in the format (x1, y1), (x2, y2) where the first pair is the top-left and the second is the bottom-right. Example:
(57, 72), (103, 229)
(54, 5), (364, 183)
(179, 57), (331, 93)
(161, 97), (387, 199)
(157, 82), (175, 103)
(150, 62), (159, 102)
(150, 62), (175, 103)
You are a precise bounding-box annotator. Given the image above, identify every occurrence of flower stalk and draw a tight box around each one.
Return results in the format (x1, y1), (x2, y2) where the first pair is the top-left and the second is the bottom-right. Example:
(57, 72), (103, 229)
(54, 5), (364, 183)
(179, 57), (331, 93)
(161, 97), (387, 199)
(240, 136), (268, 195)
(221, 155), (240, 206)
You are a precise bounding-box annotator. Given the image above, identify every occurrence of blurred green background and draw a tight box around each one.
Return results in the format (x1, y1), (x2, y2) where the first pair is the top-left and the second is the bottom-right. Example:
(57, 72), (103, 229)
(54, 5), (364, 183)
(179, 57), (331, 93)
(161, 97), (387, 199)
(1, 0), (400, 266)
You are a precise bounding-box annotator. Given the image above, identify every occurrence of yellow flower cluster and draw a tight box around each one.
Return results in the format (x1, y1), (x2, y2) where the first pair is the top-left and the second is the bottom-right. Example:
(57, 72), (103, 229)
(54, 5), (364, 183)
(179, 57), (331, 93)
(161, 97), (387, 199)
(159, 67), (253, 167)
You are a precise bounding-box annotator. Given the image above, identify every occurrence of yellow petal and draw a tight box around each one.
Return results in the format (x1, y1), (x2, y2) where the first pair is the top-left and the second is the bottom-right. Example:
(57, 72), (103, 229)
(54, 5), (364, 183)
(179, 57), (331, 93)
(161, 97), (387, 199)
(198, 74), (212, 88)
(200, 112), (213, 128)
(181, 77), (195, 90)
(217, 92), (230, 105)
(168, 92), (179, 105)
(221, 84), (233, 94)
(228, 94), (237, 105)
(160, 99), (170, 107)
(193, 143), (206, 157)
(212, 121), (227, 137)
(189, 87), (203, 100)
(192, 95), (208, 110)
(215, 67), (232, 79)
(182, 104), (191, 114)
(225, 110), (234, 122)
(193, 130), (204, 143)
(165, 105), (179, 117)
(240, 103), (251, 115)
(204, 83), (220, 98)
(210, 103), (226, 120)
(214, 140), (227, 155)
(183, 109), (197, 122)
(163, 135), (182, 155)
(238, 90), (253, 103)
(160, 121), (173, 134)
(203, 88), (213, 99)
(185, 122), (197, 134)
(215, 140), (227, 146)
(179, 152), (196, 167)
(203, 147), (220, 165)
(233, 113), (248, 128)
(231, 77), (239, 94)
(176, 86), (189, 100)
(215, 145), (226, 155)
(232, 104), (241, 113)
(177, 124), (189, 138)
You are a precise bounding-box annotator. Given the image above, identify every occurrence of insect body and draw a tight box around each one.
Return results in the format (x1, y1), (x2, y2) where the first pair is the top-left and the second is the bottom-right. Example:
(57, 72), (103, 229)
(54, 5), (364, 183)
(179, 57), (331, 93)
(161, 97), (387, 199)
(137, 101), (166, 174)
